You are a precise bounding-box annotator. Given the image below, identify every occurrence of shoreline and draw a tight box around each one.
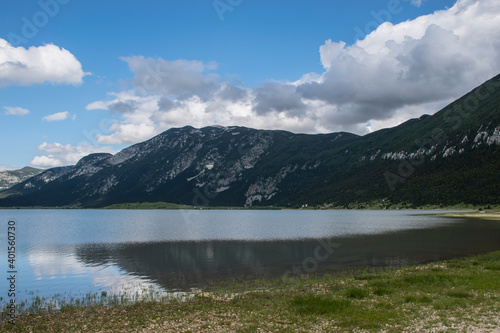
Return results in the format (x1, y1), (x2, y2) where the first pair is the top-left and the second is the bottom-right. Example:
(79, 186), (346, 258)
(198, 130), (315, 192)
(435, 210), (500, 220)
(0, 197), (498, 212)
(0, 202), (498, 212)
(1, 251), (499, 332)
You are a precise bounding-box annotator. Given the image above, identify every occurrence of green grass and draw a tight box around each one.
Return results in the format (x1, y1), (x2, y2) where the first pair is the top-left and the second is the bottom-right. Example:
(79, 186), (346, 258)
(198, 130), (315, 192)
(292, 294), (351, 315)
(103, 201), (196, 210)
(344, 287), (369, 299)
(1, 251), (500, 332)
(83, 202), (500, 212)
(2, 200), (499, 211)
(102, 201), (284, 210)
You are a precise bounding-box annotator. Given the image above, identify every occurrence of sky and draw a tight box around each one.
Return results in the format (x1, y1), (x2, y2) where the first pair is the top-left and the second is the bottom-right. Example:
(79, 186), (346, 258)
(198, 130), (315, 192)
(1, 0), (499, 170)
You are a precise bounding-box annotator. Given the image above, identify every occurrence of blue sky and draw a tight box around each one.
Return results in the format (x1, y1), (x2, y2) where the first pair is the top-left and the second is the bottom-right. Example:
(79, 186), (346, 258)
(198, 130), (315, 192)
(1, 0), (499, 170)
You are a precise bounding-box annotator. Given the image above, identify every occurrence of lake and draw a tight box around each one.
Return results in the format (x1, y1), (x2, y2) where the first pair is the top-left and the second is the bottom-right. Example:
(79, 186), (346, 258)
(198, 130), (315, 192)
(1, 209), (500, 307)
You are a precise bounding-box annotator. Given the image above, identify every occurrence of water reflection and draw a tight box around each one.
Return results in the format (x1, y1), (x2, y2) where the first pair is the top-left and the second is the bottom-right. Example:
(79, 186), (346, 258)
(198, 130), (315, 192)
(73, 218), (500, 289)
(2, 210), (500, 307)
(6, 244), (168, 305)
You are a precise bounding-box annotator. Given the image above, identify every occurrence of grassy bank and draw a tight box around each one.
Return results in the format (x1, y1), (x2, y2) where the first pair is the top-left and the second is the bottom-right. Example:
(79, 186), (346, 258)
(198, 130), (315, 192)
(1, 200), (498, 211)
(2, 251), (500, 332)
(435, 207), (500, 221)
(102, 201), (500, 211)
(102, 202), (281, 210)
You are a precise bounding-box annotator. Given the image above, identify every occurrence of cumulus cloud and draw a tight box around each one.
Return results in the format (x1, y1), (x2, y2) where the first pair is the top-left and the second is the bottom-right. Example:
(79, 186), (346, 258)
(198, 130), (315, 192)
(295, 0), (500, 129)
(3, 106), (30, 116)
(122, 56), (219, 99)
(0, 39), (87, 87)
(86, 0), (500, 143)
(217, 83), (248, 102)
(31, 142), (116, 168)
(0, 164), (20, 171)
(42, 111), (70, 122)
(86, 91), (161, 145)
(252, 82), (307, 117)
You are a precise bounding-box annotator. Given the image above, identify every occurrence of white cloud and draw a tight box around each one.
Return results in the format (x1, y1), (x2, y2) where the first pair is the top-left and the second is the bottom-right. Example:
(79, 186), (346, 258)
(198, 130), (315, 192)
(122, 56), (220, 99)
(0, 164), (20, 171)
(86, 0), (500, 143)
(0, 39), (87, 87)
(295, 0), (500, 131)
(42, 111), (69, 122)
(87, 91), (161, 145)
(30, 155), (63, 168)
(410, 0), (423, 7)
(31, 142), (116, 168)
(3, 106), (30, 116)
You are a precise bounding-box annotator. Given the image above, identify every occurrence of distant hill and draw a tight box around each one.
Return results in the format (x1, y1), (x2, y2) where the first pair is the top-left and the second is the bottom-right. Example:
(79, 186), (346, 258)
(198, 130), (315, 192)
(0, 167), (44, 192)
(1, 74), (499, 208)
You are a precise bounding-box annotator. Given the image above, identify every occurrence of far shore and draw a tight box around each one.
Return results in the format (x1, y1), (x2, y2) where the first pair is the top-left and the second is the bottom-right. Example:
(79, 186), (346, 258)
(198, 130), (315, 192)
(0, 202), (499, 213)
(436, 212), (500, 220)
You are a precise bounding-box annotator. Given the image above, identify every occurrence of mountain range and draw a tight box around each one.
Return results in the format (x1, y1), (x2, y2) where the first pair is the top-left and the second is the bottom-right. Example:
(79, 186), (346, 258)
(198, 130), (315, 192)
(0, 167), (43, 191)
(1, 74), (499, 208)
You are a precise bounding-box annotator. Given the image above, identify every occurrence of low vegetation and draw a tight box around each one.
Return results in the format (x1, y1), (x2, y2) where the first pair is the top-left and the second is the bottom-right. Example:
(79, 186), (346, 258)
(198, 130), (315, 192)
(86, 199), (500, 211)
(2, 197), (499, 212)
(103, 202), (196, 210)
(2, 251), (499, 332)
(102, 202), (281, 210)
(436, 207), (500, 220)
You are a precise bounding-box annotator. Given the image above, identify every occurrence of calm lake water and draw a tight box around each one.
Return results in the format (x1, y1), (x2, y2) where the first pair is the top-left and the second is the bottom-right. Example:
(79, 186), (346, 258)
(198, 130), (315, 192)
(1, 209), (500, 306)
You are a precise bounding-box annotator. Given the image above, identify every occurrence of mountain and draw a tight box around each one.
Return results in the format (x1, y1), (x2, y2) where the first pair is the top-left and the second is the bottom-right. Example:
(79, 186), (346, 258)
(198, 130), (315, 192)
(0, 167), (44, 192)
(1, 74), (499, 208)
